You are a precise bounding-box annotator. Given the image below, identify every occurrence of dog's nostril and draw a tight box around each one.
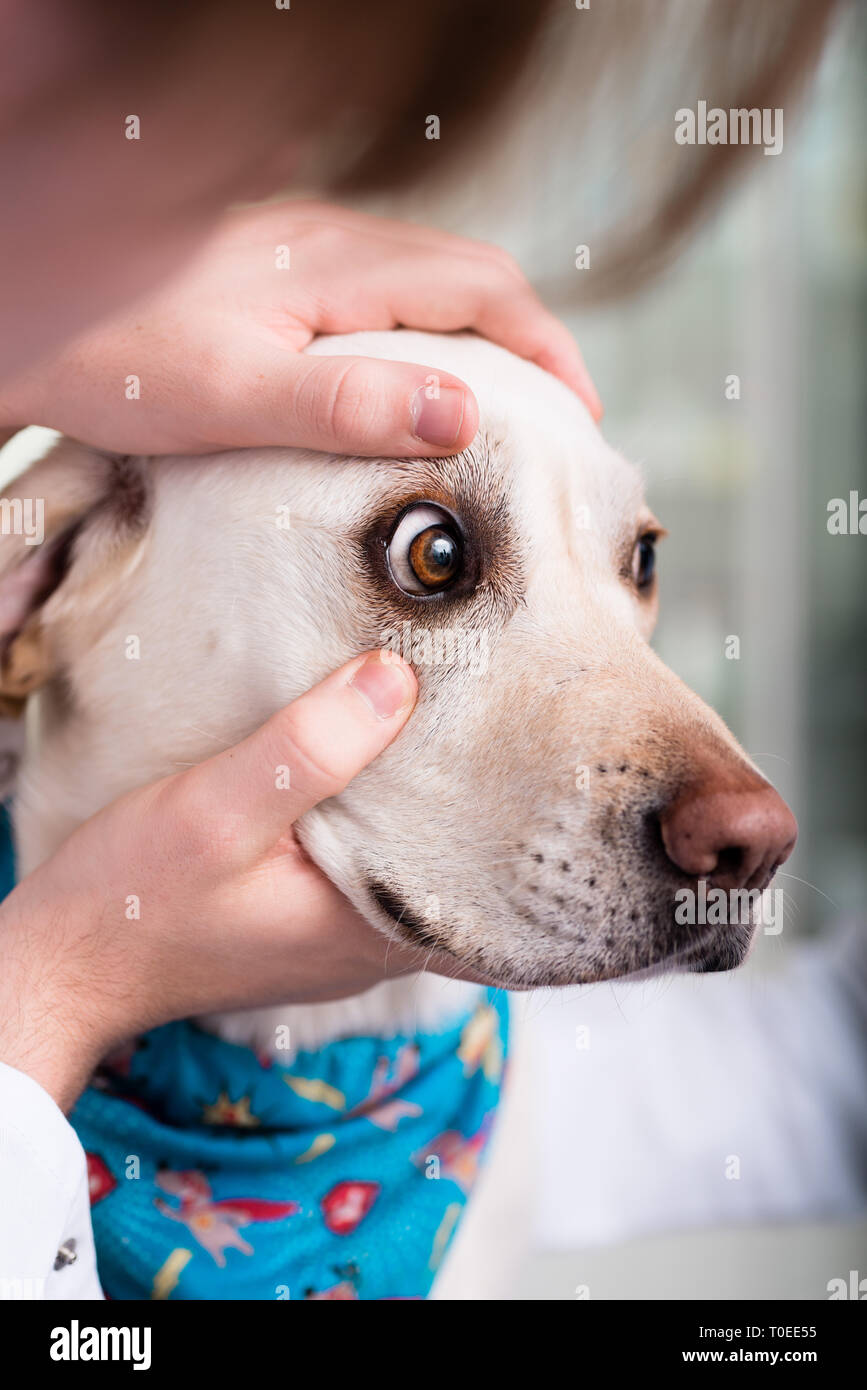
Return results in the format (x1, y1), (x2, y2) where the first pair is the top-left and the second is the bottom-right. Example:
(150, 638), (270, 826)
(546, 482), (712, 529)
(659, 777), (798, 891)
(714, 845), (745, 880)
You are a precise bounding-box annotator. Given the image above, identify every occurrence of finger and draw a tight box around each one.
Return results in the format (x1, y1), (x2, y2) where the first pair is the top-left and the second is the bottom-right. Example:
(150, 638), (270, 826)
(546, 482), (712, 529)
(242, 351), (480, 456)
(473, 296), (602, 420)
(386, 265), (603, 421)
(187, 650), (418, 856)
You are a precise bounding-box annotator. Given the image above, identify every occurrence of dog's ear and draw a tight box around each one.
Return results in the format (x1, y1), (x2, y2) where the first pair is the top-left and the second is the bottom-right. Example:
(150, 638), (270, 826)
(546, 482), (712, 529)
(0, 436), (149, 715)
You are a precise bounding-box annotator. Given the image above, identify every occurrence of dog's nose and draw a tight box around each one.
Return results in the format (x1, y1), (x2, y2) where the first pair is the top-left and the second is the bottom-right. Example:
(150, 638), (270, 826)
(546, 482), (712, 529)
(659, 776), (797, 891)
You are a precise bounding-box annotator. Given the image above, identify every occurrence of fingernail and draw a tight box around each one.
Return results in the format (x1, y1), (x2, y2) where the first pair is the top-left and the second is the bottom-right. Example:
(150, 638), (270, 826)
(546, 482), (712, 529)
(349, 650), (415, 720)
(411, 384), (465, 448)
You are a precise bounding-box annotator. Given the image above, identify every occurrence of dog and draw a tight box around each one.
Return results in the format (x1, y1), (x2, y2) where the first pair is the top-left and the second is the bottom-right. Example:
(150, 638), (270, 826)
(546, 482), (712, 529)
(0, 330), (796, 1296)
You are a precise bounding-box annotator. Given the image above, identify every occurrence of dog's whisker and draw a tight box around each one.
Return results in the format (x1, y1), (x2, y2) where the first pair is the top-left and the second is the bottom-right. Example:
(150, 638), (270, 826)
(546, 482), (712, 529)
(774, 871), (838, 910)
(382, 929), (394, 974)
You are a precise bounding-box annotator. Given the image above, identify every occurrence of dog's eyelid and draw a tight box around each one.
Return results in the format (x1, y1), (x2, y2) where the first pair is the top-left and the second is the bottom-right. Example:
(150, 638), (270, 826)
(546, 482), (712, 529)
(637, 513), (667, 542)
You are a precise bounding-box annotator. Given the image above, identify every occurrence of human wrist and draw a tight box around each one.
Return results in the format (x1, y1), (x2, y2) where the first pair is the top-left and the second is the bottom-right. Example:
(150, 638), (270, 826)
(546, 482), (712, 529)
(0, 887), (111, 1112)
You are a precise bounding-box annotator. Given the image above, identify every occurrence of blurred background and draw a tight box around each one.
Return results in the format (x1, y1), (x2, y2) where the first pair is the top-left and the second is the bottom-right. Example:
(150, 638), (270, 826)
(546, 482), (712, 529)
(369, 0), (866, 1298)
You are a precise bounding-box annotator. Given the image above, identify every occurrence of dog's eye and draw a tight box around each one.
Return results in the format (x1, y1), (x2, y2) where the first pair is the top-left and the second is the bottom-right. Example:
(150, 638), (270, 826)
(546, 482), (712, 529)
(632, 533), (657, 591)
(387, 504), (464, 595)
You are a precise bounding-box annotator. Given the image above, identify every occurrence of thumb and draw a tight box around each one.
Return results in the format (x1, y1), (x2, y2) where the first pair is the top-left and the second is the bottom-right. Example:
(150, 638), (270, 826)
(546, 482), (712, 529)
(245, 352), (479, 457)
(188, 650), (418, 857)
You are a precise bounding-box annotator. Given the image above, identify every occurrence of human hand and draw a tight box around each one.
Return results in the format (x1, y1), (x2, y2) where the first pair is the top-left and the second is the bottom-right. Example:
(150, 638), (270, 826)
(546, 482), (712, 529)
(0, 650), (445, 1112)
(0, 202), (601, 456)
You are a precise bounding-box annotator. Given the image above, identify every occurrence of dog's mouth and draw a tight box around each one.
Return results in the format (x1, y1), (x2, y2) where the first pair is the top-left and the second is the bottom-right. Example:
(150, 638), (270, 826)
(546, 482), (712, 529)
(368, 880), (451, 955)
(367, 876), (755, 987)
(367, 878), (533, 989)
(367, 879), (516, 987)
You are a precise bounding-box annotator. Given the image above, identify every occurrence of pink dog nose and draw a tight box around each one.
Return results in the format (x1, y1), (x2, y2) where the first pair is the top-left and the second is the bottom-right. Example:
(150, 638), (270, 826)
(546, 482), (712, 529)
(660, 777), (797, 892)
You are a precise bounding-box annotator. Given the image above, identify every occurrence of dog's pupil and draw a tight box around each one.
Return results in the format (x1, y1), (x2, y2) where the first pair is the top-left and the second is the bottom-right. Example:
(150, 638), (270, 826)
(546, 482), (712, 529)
(409, 527), (459, 588)
(637, 537), (655, 587)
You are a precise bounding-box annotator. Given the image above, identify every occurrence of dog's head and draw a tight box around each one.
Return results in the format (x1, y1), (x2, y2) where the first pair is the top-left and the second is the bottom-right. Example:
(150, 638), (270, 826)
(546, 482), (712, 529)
(0, 331), (796, 988)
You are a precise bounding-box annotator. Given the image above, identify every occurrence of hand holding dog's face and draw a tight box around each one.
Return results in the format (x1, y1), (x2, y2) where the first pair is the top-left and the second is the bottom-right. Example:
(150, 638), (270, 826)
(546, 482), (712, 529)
(0, 331), (796, 995)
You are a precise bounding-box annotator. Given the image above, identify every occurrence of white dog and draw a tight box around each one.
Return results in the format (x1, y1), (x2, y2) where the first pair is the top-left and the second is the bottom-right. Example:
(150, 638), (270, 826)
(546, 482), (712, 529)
(0, 331), (796, 1297)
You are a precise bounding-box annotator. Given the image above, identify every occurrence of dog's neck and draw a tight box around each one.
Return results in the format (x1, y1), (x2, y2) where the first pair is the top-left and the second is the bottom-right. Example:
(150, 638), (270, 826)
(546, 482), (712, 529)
(201, 977), (483, 1061)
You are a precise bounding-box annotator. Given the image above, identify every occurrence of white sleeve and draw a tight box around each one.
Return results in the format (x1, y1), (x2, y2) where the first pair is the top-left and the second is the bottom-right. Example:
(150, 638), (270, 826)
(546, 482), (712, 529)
(0, 1061), (102, 1300)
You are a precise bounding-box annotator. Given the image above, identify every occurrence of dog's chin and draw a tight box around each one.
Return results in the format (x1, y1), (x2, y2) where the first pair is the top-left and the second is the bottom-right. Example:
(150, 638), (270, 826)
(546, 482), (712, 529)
(367, 879), (756, 990)
(683, 924), (756, 974)
(611, 923), (756, 984)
